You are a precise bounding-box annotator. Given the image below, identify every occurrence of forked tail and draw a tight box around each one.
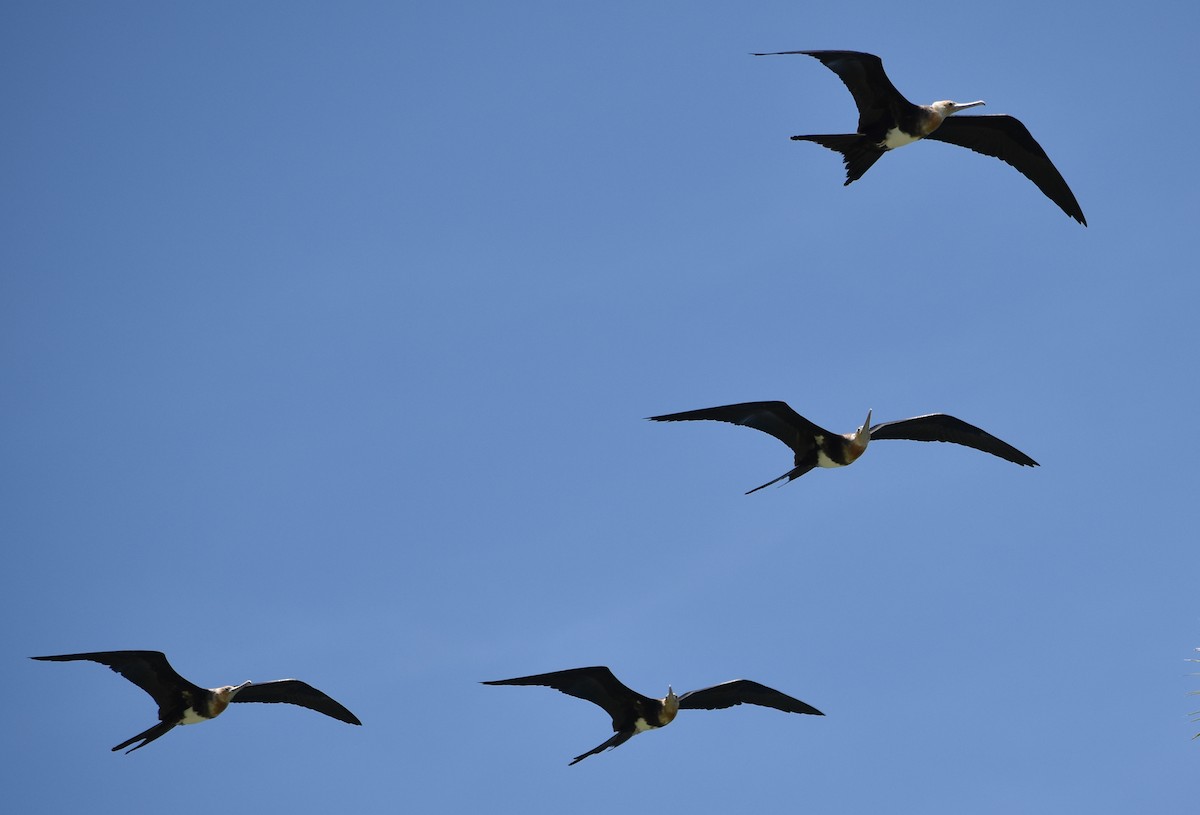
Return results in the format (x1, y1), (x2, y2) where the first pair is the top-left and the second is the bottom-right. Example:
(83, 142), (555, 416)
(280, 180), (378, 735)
(791, 134), (884, 185)
(569, 729), (634, 765)
(745, 463), (815, 495)
(112, 721), (176, 754)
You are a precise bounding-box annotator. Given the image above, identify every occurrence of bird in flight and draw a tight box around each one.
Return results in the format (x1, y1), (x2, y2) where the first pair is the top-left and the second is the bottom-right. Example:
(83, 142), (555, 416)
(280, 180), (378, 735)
(32, 650), (362, 752)
(484, 665), (823, 764)
(754, 49), (1086, 225)
(650, 401), (1038, 493)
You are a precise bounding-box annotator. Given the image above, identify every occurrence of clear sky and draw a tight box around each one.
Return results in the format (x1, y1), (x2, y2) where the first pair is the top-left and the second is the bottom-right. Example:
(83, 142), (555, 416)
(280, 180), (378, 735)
(4, 2), (1198, 812)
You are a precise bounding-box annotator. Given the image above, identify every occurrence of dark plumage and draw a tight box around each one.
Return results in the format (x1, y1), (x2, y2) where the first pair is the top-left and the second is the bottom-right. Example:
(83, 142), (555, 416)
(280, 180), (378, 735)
(484, 665), (822, 764)
(650, 401), (1037, 493)
(32, 650), (361, 752)
(754, 49), (1086, 225)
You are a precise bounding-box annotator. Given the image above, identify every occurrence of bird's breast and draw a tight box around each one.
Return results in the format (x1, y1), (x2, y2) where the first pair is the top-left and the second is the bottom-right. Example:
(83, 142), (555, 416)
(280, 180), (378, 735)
(842, 442), (868, 465)
(632, 717), (657, 733)
(184, 689), (229, 722)
(880, 126), (921, 150)
(814, 438), (849, 468)
(815, 449), (842, 468)
(179, 706), (211, 725)
(816, 436), (867, 468)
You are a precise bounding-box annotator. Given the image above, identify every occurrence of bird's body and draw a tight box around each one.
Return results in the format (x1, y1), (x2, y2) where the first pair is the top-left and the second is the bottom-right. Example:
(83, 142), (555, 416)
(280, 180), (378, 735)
(32, 650), (361, 752)
(754, 49), (1086, 225)
(650, 401), (1037, 493)
(483, 665), (822, 764)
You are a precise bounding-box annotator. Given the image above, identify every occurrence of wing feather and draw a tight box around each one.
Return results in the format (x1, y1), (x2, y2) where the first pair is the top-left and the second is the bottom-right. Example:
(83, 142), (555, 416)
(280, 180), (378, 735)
(678, 679), (824, 716)
(649, 401), (831, 457)
(754, 50), (914, 132)
(31, 650), (205, 704)
(868, 413), (1038, 466)
(483, 666), (651, 723)
(925, 115), (1086, 225)
(231, 679), (362, 725)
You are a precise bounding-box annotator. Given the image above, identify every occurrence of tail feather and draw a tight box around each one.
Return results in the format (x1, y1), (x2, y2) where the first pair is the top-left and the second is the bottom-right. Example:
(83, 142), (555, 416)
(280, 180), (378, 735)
(569, 730), (635, 765)
(791, 134), (885, 185)
(112, 721), (176, 754)
(745, 463), (814, 495)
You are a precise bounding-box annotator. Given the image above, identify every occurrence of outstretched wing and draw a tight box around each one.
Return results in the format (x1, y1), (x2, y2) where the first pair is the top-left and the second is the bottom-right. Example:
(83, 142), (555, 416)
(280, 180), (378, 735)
(483, 666), (651, 724)
(231, 679), (362, 725)
(925, 115), (1086, 225)
(754, 50), (915, 133)
(649, 401), (831, 458)
(678, 679), (824, 716)
(868, 413), (1039, 466)
(32, 650), (205, 704)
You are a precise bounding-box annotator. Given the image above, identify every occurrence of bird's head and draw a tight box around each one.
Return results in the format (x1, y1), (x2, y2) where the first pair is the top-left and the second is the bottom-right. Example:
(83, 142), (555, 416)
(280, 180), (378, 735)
(847, 409), (872, 457)
(207, 680), (252, 717)
(214, 680), (253, 703)
(932, 99), (986, 117)
(661, 685), (680, 724)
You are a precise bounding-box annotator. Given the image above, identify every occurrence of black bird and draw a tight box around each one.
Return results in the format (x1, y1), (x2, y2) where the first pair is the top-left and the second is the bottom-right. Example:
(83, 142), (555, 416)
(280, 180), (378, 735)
(650, 401), (1037, 493)
(32, 650), (361, 753)
(754, 49), (1086, 225)
(483, 665), (823, 764)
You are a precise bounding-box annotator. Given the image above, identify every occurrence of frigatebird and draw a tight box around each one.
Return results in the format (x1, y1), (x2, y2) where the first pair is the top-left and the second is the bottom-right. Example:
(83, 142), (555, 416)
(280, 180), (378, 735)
(754, 49), (1086, 225)
(32, 650), (361, 752)
(649, 401), (1037, 493)
(483, 665), (823, 764)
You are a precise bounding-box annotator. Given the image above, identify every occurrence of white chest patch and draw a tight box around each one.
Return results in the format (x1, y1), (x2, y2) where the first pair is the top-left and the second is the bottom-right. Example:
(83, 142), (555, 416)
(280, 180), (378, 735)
(814, 439), (844, 469)
(179, 708), (209, 725)
(881, 127), (920, 150)
(632, 717), (656, 733)
(815, 450), (843, 468)
(816, 448), (844, 468)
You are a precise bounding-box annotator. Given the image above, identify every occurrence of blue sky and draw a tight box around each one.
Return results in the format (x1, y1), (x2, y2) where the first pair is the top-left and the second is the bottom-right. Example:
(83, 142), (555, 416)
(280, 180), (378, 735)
(4, 2), (1198, 812)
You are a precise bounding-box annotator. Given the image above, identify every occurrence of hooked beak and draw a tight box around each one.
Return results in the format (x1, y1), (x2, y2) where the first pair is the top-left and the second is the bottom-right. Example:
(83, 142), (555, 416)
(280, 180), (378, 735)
(229, 680), (253, 699)
(951, 100), (986, 113)
(853, 409), (872, 449)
